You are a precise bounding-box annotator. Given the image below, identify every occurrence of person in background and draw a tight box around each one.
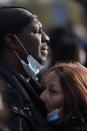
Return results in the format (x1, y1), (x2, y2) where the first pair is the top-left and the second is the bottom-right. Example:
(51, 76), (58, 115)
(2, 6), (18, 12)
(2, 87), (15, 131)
(40, 62), (87, 131)
(0, 6), (52, 131)
(38, 27), (86, 82)
(49, 28), (86, 65)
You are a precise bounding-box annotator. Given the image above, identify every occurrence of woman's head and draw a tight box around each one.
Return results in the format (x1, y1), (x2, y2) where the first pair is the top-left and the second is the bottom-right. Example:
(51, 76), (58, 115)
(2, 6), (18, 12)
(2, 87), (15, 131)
(40, 70), (64, 112)
(40, 62), (87, 121)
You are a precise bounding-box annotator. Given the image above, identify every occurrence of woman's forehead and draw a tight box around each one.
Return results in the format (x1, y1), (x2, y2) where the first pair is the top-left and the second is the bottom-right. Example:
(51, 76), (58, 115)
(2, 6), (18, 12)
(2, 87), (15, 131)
(45, 71), (59, 83)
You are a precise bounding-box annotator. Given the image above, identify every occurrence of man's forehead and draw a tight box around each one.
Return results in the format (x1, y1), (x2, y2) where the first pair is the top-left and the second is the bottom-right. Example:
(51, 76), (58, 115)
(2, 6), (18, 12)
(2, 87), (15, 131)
(32, 18), (42, 28)
(22, 18), (42, 32)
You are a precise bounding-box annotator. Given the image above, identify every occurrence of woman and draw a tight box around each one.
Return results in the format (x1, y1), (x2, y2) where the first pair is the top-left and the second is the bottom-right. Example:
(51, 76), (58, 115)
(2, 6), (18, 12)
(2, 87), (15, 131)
(40, 63), (87, 131)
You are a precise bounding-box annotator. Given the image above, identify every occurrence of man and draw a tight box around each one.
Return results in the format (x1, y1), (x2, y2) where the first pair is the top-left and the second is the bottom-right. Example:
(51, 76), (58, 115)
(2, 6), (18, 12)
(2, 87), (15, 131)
(0, 6), (51, 131)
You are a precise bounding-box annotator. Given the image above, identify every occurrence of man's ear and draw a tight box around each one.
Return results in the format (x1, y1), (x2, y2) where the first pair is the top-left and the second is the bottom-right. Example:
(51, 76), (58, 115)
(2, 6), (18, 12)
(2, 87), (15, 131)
(4, 34), (19, 50)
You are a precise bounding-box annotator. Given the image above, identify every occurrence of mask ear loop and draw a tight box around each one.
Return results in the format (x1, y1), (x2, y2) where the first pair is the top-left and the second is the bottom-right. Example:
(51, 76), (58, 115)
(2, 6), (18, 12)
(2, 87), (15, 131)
(13, 50), (21, 61)
(6, 34), (39, 80)
(7, 34), (29, 62)
(13, 34), (29, 56)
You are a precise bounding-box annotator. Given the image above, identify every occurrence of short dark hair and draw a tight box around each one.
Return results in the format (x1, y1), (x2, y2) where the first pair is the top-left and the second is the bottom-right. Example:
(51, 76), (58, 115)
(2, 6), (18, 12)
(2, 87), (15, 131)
(0, 6), (38, 51)
(0, 6), (37, 37)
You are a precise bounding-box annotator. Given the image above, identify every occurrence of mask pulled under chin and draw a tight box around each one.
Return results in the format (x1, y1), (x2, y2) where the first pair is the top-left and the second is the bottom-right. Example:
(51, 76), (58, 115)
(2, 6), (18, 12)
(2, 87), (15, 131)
(10, 34), (43, 79)
(47, 108), (63, 122)
(21, 55), (43, 79)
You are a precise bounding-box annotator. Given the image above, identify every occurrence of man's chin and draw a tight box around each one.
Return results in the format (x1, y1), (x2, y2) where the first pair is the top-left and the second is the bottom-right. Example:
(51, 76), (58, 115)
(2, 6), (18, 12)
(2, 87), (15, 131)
(38, 57), (47, 65)
(33, 54), (47, 65)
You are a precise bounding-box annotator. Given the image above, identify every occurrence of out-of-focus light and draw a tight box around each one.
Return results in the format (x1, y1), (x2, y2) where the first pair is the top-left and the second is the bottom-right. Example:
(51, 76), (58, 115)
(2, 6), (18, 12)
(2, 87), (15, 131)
(0, 0), (12, 4)
(73, 24), (87, 39)
(37, 0), (51, 4)
(14, 0), (29, 3)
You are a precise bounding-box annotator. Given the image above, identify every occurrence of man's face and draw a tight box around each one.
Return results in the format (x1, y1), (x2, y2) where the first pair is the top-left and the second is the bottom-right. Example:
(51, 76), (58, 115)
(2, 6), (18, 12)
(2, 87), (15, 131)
(19, 18), (49, 65)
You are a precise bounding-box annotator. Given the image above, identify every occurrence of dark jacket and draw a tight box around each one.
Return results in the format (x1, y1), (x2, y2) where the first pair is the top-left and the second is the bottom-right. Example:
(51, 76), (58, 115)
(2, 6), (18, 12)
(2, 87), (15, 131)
(49, 116), (87, 131)
(0, 60), (52, 131)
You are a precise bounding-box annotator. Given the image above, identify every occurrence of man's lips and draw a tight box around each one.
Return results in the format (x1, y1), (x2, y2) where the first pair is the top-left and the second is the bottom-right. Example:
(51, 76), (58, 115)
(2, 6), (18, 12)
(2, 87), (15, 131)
(41, 46), (48, 56)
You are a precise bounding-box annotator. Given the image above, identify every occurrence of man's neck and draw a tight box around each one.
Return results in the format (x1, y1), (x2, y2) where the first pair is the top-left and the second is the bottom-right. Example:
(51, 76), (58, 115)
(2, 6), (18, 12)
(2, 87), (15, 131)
(0, 49), (29, 79)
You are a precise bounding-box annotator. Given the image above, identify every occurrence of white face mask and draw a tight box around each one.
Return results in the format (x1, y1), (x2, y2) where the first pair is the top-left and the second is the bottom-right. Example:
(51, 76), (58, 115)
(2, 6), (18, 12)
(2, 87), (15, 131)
(21, 55), (42, 79)
(47, 107), (63, 122)
(8, 34), (43, 79)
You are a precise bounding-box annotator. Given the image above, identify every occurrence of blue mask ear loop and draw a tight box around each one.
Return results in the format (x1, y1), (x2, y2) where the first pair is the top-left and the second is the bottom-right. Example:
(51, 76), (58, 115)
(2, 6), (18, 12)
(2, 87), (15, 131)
(6, 34), (29, 61)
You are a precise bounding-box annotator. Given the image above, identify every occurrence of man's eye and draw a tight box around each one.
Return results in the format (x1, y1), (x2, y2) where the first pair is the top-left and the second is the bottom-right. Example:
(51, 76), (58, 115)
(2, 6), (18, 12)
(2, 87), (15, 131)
(33, 28), (42, 34)
(33, 30), (38, 33)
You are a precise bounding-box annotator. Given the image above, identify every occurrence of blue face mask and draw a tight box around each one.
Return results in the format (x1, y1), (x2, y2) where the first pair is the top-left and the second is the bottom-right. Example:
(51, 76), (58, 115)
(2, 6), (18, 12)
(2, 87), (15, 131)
(7, 34), (43, 80)
(47, 108), (63, 122)
(21, 55), (43, 80)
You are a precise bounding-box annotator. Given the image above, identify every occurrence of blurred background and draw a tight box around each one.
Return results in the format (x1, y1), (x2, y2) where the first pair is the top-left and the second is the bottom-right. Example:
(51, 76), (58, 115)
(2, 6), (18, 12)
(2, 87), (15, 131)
(0, 0), (86, 28)
(0, 1), (87, 130)
(1, 0), (87, 67)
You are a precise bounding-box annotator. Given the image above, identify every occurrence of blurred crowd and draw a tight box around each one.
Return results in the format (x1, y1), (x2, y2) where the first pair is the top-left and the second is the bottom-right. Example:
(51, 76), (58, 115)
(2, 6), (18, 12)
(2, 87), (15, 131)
(0, 0), (87, 131)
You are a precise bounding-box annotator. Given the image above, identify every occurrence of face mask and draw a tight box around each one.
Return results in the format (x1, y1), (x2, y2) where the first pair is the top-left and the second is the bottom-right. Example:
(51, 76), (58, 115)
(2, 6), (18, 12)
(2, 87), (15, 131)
(21, 55), (43, 79)
(8, 34), (43, 79)
(47, 108), (63, 122)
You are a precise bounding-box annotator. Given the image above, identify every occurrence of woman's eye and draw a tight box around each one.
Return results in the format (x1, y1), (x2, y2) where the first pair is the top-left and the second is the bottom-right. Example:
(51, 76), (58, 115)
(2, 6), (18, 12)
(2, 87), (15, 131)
(43, 87), (46, 91)
(50, 89), (57, 94)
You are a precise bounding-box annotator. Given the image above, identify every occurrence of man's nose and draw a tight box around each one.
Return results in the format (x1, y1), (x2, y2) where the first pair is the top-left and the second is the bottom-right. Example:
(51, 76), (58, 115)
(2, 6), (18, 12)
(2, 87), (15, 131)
(42, 31), (50, 42)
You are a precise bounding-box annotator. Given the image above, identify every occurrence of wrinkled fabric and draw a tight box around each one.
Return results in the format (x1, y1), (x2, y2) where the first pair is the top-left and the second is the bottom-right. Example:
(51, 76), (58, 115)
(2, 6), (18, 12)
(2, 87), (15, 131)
(0, 60), (52, 131)
(49, 116), (87, 131)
